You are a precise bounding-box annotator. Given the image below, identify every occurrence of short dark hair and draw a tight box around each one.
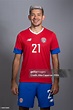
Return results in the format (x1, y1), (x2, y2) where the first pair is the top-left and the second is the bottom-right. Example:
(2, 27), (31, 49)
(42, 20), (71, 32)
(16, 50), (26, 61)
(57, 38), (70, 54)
(29, 6), (44, 15)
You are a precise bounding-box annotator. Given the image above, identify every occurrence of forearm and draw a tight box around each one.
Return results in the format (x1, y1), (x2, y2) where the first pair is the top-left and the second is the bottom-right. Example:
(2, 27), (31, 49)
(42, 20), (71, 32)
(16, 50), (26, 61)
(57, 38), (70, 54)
(11, 55), (21, 83)
(52, 54), (60, 84)
(54, 62), (59, 84)
(11, 54), (21, 95)
(51, 54), (60, 94)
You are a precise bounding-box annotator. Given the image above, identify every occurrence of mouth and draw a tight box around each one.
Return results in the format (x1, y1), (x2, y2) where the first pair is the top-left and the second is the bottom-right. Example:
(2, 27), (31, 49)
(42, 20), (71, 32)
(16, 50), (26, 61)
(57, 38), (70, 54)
(33, 19), (40, 23)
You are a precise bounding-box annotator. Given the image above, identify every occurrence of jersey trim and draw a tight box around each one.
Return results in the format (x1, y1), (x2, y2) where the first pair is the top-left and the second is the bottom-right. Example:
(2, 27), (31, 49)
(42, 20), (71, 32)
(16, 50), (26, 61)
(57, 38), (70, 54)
(13, 48), (23, 54)
(29, 28), (44, 35)
(51, 48), (60, 54)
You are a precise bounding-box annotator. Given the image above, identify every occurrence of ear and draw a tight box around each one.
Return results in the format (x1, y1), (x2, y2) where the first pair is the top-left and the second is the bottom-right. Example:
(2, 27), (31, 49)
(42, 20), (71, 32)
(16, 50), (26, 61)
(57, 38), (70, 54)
(42, 15), (45, 21)
(28, 15), (31, 20)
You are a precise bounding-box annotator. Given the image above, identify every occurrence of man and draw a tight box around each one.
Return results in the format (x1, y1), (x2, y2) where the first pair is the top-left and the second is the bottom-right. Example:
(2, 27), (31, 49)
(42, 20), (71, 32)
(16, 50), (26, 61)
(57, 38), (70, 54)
(11, 6), (60, 110)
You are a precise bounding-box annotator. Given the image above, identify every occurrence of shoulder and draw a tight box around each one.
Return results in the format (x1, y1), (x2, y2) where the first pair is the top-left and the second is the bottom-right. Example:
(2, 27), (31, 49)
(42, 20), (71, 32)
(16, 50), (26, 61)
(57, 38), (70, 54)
(18, 28), (29, 36)
(44, 28), (55, 35)
(16, 28), (29, 40)
(44, 28), (56, 39)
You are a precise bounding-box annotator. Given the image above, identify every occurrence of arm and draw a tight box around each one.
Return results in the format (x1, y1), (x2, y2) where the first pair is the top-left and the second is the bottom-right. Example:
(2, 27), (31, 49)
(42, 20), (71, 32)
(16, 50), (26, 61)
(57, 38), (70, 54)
(51, 54), (60, 95)
(11, 54), (22, 95)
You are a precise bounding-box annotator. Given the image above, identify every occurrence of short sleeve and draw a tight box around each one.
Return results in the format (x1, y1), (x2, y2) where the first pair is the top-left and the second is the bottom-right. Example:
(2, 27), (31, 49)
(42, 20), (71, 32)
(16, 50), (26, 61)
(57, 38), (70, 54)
(50, 33), (60, 54)
(13, 34), (23, 54)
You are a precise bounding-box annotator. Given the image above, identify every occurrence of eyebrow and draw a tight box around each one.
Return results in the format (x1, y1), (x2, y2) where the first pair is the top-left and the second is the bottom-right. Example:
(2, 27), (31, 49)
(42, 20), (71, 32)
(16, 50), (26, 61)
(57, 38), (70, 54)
(31, 11), (42, 14)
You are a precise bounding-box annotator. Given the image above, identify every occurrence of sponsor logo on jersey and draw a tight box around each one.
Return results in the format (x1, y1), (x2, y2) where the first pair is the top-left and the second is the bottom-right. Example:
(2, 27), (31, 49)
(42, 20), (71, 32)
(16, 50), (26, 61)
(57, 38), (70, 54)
(19, 98), (23, 103)
(27, 38), (32, 41)
(41, 37), (47, 43)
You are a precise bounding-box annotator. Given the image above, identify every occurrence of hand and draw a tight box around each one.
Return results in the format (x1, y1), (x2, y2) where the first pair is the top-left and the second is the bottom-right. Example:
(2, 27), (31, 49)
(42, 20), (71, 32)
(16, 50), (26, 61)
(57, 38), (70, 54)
(50, 83), (59, 95)
(11, 81), (18, 95)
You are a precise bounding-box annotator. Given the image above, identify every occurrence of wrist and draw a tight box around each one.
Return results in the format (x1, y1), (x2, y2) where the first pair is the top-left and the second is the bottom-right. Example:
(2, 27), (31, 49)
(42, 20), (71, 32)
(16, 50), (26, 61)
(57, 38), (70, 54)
(54, 77), (59, 84)
(11, 79), (16, 84)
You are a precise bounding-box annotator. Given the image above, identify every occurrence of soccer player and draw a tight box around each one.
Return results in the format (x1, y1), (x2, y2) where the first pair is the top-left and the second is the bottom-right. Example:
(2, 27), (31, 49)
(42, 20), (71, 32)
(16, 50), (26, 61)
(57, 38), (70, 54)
(11, 6), (60, 110)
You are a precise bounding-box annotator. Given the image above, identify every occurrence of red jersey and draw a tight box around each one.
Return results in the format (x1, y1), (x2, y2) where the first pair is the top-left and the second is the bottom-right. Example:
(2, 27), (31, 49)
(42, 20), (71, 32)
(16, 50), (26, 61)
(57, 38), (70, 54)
(13, 28), (60, 83)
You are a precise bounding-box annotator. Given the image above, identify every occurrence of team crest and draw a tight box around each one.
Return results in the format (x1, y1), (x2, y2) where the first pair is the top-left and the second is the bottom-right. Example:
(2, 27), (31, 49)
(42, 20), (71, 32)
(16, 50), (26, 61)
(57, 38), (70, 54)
(41, 37), (47, 43)
(19, 98), (23, 103)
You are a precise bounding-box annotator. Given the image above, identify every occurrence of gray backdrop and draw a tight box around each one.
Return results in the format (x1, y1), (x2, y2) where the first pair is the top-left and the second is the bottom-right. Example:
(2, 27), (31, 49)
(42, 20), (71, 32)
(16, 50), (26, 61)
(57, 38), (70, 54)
(0, 0), (73, 110)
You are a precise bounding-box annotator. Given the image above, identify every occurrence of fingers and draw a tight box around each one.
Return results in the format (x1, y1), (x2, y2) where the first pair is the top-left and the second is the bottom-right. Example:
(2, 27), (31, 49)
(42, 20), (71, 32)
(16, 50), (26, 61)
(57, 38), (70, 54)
(11, 87), (18, 95)
(11, 82), (18, 95)
(14, 87), (18, 95)
(50, 89), (58, 95)
(11, 84), (18, 95)
(50, 86), (59, 95)
(50, 83), (59, 95)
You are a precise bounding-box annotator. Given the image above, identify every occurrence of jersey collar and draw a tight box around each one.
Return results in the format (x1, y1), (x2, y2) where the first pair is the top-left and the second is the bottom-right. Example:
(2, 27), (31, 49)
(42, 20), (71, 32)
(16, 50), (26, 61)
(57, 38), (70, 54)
(29, 27), (44, 35)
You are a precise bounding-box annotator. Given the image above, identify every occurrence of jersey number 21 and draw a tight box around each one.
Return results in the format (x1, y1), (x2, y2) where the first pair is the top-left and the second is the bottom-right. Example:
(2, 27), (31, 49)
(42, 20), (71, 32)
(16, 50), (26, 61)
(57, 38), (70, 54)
(32, 44), (40, 53)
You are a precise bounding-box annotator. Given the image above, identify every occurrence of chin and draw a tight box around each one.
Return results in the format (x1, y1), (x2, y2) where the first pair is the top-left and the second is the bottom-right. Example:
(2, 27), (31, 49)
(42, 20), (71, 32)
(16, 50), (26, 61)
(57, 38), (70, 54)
(32, 23), (41, 27)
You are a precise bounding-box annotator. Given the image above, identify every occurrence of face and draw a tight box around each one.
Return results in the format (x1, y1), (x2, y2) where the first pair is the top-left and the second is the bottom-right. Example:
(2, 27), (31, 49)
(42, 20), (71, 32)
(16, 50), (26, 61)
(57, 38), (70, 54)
(28, 9), (45, 27)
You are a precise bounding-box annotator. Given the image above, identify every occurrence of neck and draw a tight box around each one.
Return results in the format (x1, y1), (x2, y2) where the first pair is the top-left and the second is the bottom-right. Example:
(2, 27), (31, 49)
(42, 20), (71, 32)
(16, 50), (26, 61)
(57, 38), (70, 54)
(30, 25), (43, 33)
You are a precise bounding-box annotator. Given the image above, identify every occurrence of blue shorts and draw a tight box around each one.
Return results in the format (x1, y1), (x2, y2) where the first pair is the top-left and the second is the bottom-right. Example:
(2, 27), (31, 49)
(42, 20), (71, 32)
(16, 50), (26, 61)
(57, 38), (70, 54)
(18, 82), (54, 108)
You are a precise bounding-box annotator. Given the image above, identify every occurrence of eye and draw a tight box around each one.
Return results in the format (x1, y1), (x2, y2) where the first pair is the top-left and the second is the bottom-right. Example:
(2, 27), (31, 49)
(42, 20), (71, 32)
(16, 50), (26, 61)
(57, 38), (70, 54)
(37, 13), (42, 16)
(38, 14), (41, 16)
(31, 13), (35, 16)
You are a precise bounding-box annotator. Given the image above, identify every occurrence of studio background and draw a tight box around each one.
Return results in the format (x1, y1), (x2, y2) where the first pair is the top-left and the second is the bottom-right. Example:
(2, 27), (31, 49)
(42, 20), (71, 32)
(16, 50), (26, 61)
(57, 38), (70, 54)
(0, 0), (73, 110)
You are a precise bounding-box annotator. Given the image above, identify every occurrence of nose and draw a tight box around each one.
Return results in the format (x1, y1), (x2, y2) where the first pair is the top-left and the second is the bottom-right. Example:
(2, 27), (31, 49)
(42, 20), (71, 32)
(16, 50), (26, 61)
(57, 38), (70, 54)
(34, 15), (37, 18)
